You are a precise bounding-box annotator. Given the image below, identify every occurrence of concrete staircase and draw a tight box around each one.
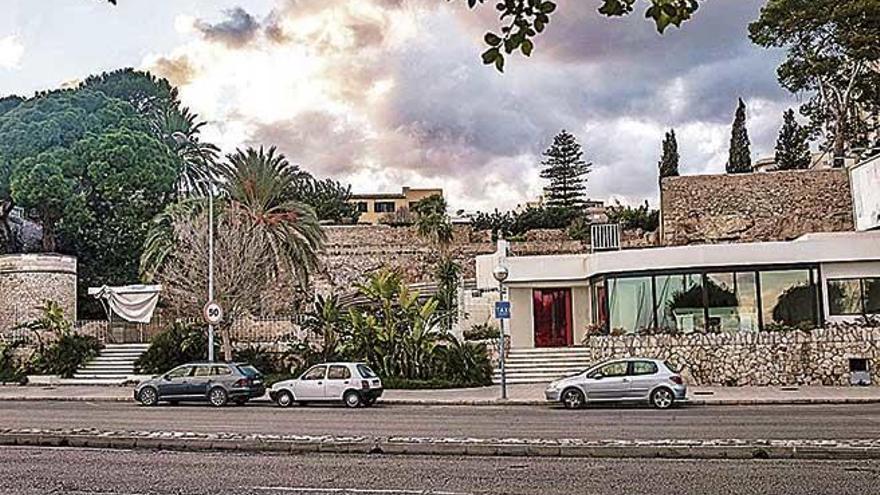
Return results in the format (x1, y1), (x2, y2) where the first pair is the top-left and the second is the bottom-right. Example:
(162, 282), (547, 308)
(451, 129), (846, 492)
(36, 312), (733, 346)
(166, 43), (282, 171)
(71, 343), (151, 385)
(493, 347), (594, 384)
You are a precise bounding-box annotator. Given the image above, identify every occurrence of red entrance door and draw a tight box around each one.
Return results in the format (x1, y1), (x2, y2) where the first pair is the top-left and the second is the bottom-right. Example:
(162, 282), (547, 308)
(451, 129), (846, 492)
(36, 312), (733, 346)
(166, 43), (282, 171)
(532, 288), (573, 348)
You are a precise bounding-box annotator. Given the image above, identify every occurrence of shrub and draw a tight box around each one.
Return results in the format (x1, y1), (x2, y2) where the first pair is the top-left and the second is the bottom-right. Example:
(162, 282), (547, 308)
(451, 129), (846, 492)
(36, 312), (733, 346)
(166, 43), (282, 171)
(135, 322), (216, 375)
(382, 376), (489, 389)
(463, 323), (500, 341)
(31, 333), (102, 378)
(605, 200), (659, 232)
(0, 342), (27, 384)
(432, 338), (493, 387)
(234, 344), (283, 375)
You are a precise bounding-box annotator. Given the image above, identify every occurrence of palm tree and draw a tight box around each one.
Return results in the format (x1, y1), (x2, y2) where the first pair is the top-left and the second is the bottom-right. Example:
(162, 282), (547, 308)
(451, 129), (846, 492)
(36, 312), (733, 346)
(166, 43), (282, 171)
(216, 146), (324, 285)
(413, 195), (453, 247)
(155, 106), (219, 197)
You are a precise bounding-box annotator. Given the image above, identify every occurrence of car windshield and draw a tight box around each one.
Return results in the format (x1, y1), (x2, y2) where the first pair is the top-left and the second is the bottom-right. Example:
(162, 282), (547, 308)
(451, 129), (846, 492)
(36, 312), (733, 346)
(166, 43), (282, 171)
(356, 364), (377, 378)
(236, 365), (262, 377)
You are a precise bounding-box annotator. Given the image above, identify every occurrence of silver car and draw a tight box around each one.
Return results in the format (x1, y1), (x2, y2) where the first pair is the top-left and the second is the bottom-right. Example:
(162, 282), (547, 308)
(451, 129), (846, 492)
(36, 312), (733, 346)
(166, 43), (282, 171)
(545, 358), (686, 409)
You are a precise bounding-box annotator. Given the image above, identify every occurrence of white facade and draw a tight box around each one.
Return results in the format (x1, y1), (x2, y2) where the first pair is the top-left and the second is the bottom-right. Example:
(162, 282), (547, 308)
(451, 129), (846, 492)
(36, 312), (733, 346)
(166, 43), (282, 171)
(476, 231), (880, 349)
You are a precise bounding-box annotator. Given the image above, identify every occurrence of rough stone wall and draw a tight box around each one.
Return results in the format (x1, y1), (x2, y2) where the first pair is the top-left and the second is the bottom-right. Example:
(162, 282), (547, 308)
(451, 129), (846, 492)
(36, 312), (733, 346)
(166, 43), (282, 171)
(317, 225), (587, 291)
(0, 254), (77, 332)
(586, 326), (880, 386)
(660, 169), (854, 246)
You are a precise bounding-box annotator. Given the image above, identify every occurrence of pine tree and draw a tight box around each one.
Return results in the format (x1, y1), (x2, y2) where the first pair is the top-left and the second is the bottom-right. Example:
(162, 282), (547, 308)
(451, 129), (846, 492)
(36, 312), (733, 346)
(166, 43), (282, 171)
(539, 130), (591, 209)
(726, 98), (752, 174)
(658, 129), (680, 179)
(774, 109), (811, 171)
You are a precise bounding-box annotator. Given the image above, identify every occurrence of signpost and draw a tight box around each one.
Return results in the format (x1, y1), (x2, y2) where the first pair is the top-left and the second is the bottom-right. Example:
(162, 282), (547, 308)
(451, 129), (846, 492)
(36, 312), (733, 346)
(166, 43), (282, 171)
(494, 301), (511, 320)
(203, 301), (223, 325)
(492, 264), (510, 400)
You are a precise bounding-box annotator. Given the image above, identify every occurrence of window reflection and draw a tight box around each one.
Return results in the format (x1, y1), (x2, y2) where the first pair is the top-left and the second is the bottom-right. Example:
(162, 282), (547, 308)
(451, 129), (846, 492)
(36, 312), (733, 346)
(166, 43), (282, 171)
(827, 279), (863, 315)
(760, 270), (815, 326)
(706, 272), (758, 332)
(608, 277), (652, 334)
(655, 273), (704, 333)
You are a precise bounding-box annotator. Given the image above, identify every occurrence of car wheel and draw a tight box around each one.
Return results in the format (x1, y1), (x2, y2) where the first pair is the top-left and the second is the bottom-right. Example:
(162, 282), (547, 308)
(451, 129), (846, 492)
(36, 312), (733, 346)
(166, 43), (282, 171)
(650, 387), (674, 409)
(208, 387), (228, 407)
(138, 387), (159, 407)
(343, 390), (363, 408)
(561, 388), (585, 410)
(276, 391), (294, 408)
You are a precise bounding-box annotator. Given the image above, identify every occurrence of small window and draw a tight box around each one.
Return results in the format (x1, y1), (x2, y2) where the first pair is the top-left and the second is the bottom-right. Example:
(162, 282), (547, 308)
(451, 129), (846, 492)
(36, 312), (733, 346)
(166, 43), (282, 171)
(212, 366), (232, 376)
(355, 201), (368, 213)
(631, 361), (658, 376)
(357, 364), (377, 378)
(828, 279), (863, 315)
(590, 361), (628, 378)
(193, 366), (212, 377)
(301, 366), (326, 381)
(166, 366), (192, 379)
(328, 365), (351, 380)
(374, 201), (396, 213)
(236, 365), (261, 377)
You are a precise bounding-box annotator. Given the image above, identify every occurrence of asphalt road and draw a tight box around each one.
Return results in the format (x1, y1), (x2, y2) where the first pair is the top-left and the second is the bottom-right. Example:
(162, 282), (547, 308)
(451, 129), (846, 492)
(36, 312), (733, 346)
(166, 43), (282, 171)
(2, 446), (880, 495)
(2, 401), (879, 440)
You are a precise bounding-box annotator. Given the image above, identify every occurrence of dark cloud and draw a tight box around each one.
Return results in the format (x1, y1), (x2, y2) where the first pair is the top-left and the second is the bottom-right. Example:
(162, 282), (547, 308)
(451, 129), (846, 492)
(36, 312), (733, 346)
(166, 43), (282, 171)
(194, 7), (261, 48)
(150, 54), (196, 87)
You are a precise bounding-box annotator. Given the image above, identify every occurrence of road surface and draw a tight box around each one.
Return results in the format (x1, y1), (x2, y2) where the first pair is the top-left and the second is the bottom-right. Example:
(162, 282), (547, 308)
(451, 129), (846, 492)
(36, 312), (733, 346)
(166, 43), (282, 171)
(2, 446), (879, 494)
(1, 401), (879, 440)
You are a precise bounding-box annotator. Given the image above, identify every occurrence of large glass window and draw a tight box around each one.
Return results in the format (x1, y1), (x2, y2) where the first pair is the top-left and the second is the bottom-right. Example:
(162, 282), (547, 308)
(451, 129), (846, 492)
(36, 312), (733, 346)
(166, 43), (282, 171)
(655, 273), (704, 333)
(706, 272), (759, 332)
(828, 278), (880, 315)
(533, 288), (573, 347)
(608, 277), (653, 334)
(760, 269), (815, 326)
(866, 279), (880, 314)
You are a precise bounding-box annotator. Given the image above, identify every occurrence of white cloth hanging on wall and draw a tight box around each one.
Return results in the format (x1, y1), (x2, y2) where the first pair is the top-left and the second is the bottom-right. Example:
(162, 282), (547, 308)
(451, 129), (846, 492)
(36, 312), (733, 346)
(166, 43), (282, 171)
(87, 285), (162, 324)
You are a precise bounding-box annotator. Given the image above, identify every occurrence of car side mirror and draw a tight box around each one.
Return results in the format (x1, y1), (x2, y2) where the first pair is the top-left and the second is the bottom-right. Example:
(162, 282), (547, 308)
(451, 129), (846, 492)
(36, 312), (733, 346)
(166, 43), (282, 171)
(593, 374), (604, 380)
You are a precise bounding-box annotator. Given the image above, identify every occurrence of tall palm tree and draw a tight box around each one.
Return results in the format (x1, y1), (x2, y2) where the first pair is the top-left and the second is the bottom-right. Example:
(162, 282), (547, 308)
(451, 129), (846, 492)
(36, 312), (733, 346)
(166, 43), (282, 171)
(155, 106), (219, 197)
(216, 146), (324, 285)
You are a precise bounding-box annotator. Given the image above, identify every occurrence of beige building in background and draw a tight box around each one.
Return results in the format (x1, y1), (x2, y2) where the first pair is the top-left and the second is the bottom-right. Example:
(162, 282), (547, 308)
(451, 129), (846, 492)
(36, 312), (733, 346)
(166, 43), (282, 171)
(349, 187), (443, 225)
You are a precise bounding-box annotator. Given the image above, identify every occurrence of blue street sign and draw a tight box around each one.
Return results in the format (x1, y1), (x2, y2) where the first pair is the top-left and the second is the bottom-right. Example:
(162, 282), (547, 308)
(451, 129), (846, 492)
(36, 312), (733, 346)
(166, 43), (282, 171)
(495, 301), (511, 319)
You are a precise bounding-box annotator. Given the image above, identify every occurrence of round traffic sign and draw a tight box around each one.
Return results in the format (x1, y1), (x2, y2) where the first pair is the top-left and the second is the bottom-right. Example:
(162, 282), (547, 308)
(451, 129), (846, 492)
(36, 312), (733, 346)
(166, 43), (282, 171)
(203, 301), (224, 325)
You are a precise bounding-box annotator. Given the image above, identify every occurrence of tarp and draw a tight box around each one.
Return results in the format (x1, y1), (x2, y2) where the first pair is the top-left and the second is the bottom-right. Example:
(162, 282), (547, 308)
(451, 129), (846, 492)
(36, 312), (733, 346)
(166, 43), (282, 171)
(87, 285), (162, 324)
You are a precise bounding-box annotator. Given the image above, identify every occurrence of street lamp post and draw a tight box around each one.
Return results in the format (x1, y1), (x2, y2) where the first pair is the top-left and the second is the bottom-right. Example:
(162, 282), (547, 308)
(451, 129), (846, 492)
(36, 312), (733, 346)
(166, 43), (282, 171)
(492, 264), (509, 400)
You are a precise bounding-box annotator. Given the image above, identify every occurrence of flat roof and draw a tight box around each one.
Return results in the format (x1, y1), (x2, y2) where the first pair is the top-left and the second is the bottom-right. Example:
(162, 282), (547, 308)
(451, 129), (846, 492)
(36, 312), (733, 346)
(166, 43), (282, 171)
(479, 231), (880, 287)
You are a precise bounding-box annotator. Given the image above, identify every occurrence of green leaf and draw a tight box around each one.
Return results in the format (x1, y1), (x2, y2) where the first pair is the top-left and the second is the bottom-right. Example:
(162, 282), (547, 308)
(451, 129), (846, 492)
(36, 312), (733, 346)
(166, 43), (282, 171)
(521, 39), (534, 56)
(494, 54), (505, 72)
(539, 1), (556, 14)
(534, 19), (545, 33)
(484, 32), (502, 46)
(481, 47), (500, 65)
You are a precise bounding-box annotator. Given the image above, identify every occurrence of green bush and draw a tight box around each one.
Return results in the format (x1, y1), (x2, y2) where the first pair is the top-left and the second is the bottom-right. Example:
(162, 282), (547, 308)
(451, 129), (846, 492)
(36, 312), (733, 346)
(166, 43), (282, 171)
(31, 334), (102, 378)
(382, 376), (489, 389)
(233, 344), (283, 375)
(463, 323), (500, 341)
(0, 342), (27, 384)
(135, 322), (216, 375)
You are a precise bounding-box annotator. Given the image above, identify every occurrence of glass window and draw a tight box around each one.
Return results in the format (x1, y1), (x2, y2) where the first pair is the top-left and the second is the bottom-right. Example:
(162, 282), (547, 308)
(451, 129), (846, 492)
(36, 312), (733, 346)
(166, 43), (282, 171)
(374, 201), (396, 213)
(193, 366), (212, 377)
(608, 277), (653, 334)
(211, 366), (232, 376)
(355, 202), (368, 213)
(706, 272), (759, 332)
(591, 281), (607, 329)
(236, 365), (262, 377)
(328, 365), (351, 380)
(357, 365), (377, 378)
(631, 361), (658, 376)
(865, 278), (880, 314)
(827, 279), (863, 315)
(760, 269), (815, 326)
(590, 361), (628, 378)
(166, 366), (192, 379)
(301, 366), (326, 381)
(655, 273), (704, 333)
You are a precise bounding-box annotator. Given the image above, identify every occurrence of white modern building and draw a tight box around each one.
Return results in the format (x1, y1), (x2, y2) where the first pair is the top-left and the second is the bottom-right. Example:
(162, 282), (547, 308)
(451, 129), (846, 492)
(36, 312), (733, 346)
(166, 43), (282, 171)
(476, 231), (880, 350)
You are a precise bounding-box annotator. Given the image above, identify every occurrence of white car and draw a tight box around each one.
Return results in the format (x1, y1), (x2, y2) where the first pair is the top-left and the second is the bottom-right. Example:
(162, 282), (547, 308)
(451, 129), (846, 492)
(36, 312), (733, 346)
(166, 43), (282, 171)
(268, 362), (383, 408)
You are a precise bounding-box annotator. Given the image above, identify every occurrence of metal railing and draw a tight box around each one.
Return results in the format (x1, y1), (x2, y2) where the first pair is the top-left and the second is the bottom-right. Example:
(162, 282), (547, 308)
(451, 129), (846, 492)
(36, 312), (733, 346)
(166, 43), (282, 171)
(591, 223), (621, 251)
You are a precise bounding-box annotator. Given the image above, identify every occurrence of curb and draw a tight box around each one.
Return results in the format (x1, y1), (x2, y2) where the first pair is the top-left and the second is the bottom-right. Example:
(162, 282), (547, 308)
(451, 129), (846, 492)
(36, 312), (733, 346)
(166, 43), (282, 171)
(2, 395), (880, 406)
(2, 432), (879, 460)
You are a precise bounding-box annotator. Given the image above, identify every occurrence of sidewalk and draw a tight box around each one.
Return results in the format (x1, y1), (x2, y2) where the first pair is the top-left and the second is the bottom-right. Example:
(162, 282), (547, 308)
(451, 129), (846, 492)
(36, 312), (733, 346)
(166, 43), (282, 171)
(2, 383), (880, 406)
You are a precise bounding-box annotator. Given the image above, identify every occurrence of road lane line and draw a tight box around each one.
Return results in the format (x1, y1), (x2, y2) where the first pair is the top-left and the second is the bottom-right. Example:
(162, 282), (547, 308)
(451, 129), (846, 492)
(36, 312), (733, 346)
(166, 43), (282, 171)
(251, 487), (473, 495)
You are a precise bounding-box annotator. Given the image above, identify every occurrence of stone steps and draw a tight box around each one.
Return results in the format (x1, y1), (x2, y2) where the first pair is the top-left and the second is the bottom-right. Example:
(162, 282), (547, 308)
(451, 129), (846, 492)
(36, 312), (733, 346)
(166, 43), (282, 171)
(70, 344), (151, 385)
(494, 347), (596, 385)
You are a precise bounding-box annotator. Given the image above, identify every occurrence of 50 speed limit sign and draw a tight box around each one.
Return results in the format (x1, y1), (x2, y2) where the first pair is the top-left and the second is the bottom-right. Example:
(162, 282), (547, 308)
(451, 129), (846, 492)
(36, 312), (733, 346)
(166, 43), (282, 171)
(203, 301), (224, 325)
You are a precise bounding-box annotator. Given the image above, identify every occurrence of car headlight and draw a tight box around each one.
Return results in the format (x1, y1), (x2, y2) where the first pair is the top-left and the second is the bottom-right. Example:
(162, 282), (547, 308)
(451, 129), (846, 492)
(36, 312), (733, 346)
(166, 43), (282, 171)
(546, 381), (560, 391)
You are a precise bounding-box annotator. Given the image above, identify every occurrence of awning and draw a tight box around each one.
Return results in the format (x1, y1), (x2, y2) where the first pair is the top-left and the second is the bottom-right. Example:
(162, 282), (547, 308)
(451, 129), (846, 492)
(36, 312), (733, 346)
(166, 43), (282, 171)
(87, 285), (162, 324)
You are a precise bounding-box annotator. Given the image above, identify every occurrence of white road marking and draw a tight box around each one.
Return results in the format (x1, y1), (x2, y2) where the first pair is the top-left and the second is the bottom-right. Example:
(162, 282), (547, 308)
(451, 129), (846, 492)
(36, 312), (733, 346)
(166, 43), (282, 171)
(252, 487), (473, 495)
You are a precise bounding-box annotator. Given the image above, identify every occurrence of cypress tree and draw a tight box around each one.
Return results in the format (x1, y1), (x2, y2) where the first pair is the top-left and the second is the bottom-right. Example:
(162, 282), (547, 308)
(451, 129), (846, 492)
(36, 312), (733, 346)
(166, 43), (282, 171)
(774, 109), (811, 171)
(658, 129), (680, 179)
(539, 129), (591, 209)
(726, 98), (752, 174)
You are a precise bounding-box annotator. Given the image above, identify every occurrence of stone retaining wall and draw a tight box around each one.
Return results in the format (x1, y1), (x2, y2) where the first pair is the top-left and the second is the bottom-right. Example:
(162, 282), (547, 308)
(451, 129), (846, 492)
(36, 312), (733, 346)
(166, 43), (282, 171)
(0, 254), (77, 332)
(660, 169), (854, 245)
(586, 326), (880, 386)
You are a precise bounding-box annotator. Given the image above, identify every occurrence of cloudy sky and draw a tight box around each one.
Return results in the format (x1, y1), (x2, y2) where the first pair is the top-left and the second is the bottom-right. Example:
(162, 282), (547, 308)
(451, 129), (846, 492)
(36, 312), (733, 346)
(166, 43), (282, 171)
(0, 0), (796, 211)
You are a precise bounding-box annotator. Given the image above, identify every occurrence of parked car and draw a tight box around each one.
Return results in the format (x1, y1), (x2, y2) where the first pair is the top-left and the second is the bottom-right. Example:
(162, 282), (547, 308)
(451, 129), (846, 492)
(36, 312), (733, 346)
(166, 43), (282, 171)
(268, 362), (383, 408)
(544, 358), (686, 409)
(134, 362), (265, 407)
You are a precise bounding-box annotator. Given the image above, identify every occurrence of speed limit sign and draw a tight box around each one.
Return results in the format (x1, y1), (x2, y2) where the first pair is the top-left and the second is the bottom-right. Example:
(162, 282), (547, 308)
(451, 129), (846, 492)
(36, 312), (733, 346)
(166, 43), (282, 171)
(203, 301), (223, 325)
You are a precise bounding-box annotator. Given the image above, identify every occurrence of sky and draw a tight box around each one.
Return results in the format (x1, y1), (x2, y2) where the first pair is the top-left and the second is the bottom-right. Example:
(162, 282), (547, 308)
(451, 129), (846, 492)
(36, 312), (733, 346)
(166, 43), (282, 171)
(0, 0), (797, 212)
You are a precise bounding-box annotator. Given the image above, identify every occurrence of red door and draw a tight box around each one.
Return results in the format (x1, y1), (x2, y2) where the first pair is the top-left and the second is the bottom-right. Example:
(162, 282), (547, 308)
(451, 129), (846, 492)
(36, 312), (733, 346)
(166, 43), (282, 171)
(532, 288), (573, 348)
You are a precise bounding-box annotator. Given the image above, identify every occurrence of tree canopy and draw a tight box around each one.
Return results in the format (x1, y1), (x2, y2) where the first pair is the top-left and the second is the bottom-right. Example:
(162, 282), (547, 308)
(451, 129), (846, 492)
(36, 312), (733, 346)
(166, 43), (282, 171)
(749, 0), (880, 163)
(774, 109), (812, 171)
(658, 129), (680, 180)
(726, 98), (752, 174)
(539, 129), (592, 209)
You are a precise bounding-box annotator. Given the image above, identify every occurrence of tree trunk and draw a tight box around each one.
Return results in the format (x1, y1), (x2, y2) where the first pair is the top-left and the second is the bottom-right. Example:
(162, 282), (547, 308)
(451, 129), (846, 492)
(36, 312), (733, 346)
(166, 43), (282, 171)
(832, 120), (847, 168)
(0, 200), (12, 254)
(42, 219), (56, 253)
(222, 325), (233, 362)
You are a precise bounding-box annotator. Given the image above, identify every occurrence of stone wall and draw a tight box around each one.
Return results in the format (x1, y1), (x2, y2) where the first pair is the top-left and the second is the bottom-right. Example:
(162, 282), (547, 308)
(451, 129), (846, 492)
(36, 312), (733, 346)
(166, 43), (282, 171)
(317, 224), (587, 291)
(0, 254), (77, 331)
(586, 326), (880, 386)
(660, 169), (854, 246)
